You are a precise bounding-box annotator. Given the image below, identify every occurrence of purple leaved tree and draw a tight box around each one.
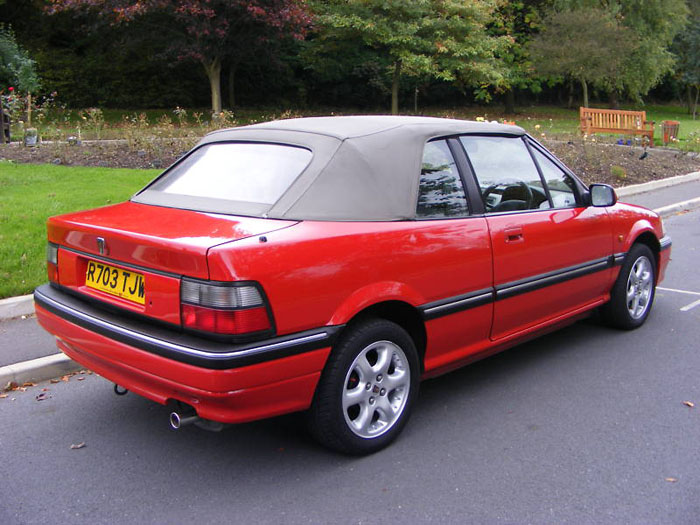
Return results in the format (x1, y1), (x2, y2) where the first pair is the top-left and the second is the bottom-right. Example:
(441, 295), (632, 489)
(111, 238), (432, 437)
(48, 0), (312, 112)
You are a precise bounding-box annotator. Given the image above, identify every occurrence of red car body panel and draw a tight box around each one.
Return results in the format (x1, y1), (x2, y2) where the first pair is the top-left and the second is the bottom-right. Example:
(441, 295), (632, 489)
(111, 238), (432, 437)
(33, 119), (671, 431)
(36, 199), (669, 423)
(207, 218), (493, 335)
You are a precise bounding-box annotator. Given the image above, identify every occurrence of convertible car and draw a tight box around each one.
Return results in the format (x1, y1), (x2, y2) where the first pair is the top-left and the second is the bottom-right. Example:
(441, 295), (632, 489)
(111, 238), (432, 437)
(35, 116), (671, 454)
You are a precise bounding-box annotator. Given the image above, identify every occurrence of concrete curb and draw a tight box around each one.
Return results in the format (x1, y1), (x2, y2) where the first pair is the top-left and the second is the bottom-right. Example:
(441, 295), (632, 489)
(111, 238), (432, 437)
(617, 171), (700, 197)
(654, 197), (700, 218)
(0, 353), (81, 388)
(0, 294), (34, 321)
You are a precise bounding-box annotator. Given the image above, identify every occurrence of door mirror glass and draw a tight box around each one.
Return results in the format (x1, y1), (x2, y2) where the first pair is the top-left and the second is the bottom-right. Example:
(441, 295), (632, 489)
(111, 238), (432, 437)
(589, 184), (617, 207)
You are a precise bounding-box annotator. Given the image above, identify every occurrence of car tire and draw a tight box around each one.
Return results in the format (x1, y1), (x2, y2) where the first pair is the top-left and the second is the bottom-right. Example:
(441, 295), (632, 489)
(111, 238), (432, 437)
(307, 319), (420, 455)
(601, 243), (657, 330)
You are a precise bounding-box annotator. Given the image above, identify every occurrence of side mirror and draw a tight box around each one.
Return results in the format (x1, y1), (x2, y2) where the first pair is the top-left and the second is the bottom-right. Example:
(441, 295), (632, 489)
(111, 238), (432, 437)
(589, 183), (617, 207)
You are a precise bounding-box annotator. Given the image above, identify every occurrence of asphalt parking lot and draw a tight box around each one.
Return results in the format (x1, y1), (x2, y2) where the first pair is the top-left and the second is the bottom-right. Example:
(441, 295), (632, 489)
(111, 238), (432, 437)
(1, 207), (699, 524)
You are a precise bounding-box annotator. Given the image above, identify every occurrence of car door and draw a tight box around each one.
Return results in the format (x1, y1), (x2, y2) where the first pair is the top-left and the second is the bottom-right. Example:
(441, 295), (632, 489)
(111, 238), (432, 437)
(459, 135), (614, 340)
(416, 139), (495, 372)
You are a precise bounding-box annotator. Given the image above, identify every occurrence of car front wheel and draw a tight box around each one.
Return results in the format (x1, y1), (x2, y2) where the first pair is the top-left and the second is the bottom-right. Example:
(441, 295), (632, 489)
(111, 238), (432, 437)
(601, 243), (657, 329)
(307, 319), (420, 455)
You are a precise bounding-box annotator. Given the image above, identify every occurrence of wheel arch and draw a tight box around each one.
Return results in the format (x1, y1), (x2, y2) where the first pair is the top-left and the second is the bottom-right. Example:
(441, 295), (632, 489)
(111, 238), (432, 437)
(339, 300), (427, 372)
(630, 230), (661, 272)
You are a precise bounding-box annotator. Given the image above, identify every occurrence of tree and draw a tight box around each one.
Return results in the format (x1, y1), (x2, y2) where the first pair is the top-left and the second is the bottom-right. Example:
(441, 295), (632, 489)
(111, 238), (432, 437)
(0, 25), (40, 94)
(673, 0), (700, 118)
(48, 0), (312, 113)
(309, 0), (510, 114)
(488, 0), (550, 114)
(528, 9), (637, 107)
(552, 0), (689, 103)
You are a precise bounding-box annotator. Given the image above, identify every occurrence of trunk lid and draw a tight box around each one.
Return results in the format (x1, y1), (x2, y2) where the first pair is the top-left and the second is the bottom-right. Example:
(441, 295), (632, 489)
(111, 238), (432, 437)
(48, 201), (297, 325)
(49, 202), (297, 278)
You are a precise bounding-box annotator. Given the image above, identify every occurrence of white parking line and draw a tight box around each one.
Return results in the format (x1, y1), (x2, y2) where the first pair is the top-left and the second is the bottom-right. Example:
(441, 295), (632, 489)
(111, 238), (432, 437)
(680, 299), (700, 312)
(657, 287), (700, 312)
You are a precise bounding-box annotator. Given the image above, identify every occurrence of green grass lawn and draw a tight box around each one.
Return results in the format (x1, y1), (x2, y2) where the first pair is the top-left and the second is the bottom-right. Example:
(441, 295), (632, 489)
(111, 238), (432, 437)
(0, 162), (159, 298)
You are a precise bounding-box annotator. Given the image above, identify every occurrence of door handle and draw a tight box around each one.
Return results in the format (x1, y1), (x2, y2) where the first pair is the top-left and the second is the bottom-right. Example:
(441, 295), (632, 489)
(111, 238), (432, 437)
(504, 227), (524, 243)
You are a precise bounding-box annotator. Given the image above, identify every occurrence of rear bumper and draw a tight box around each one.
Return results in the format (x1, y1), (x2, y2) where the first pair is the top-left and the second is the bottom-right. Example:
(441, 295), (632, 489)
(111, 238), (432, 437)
(34, 284), (335, 423)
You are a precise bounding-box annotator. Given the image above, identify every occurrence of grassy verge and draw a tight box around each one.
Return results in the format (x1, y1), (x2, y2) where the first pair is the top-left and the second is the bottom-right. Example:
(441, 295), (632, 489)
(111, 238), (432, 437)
(0, 162), (159, 298)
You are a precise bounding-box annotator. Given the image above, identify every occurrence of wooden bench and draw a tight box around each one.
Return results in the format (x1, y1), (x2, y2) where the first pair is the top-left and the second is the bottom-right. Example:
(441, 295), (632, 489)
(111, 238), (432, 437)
(580, 107), (654, 146)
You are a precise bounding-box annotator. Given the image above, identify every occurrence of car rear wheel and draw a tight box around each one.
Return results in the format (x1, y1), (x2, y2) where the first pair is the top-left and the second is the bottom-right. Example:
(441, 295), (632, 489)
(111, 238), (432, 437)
(601, 243), (656, 329)
(307, 319), (420, 455)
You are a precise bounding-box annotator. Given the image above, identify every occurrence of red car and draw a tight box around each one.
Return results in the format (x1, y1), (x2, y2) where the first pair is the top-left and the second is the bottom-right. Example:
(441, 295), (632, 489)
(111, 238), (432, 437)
(35, 116), (671, 454)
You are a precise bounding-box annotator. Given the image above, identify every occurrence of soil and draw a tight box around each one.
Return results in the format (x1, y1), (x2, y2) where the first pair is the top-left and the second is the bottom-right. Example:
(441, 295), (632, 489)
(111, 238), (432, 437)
(0, 137), (698, 187)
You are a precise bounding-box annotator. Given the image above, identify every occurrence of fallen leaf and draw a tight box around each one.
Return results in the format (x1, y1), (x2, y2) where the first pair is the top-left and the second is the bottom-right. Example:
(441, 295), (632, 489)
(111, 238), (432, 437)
(682, 401), (695, 408)
(70, 442), (86, 450)
(0, 394), (8, 399)
(35, 392), (50, 402)
(50, 379), (60, 384)
(77, 377), (85, 381)
(22, 382), (36, 388)
(42, 388), (49, 392)
(3, 381), (18, 392)
(665, 477), (678, 483)
(60, 375), (70, 382)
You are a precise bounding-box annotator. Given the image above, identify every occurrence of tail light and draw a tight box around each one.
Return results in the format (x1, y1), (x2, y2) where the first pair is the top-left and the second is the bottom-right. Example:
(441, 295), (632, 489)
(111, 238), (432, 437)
(47, 242), (59, 283)
(180, 279), (273, 337)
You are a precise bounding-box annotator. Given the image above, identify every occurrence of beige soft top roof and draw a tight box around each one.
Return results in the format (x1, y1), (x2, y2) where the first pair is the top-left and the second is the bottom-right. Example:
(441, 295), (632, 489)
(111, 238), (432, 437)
(207, 115), (525, 141)
(139, 116), (527, 221)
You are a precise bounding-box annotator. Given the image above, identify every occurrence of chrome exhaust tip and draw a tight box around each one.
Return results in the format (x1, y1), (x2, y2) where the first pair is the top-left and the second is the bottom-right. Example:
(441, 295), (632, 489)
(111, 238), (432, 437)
(169, 411), (200, 430)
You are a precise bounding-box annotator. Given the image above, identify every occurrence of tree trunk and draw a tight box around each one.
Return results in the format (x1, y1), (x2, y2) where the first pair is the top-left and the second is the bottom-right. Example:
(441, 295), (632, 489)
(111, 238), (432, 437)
(27, 93), (32, 127)
(567, 81), (574, 109)
(581, 79), (589, 108)
(687, 84), (694, 115)
(228, 65), (236, 109)
(504, 89), (516, 114)
(203, 58), (223, 114)
(391, 61), (401, 115)
(413, 86), (418, 114)
(608, 90), (619, 109)
(694, 85), (699, 121)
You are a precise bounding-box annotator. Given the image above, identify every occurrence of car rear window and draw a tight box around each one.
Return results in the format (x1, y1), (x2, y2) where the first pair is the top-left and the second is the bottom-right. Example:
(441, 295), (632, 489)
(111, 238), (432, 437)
(133, 142), (312, 216)
(152, 143), (311, 204)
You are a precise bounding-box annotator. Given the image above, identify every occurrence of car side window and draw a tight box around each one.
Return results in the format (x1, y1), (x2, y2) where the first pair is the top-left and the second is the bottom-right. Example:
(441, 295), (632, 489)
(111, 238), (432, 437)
(416, 140), (469, 219)
(529, 147), (578, 208)
(460, 136), (550, 213)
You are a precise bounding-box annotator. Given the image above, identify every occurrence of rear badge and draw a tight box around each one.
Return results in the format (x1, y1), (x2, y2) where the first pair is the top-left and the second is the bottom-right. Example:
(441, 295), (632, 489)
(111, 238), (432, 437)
(96, 237), (108, 256)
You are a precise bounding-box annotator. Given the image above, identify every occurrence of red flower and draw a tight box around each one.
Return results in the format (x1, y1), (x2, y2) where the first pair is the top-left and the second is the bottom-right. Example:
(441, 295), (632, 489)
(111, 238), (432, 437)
(8, 87), (14, 91)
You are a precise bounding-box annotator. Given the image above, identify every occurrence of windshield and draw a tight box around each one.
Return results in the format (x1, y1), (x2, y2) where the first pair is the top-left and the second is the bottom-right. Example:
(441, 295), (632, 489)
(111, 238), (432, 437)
(133, 142), (313, 216)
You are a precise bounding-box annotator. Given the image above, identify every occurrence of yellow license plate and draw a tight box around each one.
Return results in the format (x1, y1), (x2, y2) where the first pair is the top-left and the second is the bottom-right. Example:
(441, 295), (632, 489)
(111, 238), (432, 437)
(85, 260), (145, 305)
